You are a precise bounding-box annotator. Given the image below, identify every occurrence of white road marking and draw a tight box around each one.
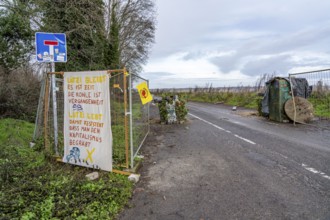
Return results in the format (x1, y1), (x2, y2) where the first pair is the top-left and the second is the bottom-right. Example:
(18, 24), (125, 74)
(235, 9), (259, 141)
(302, 164), (330, 180)
(277, 153), (288, 159)
(234, 134), (256, 145)
(233, 121), (242, 124)
(189, 113), (255, 145)
(188, 110), (330, 182)
(189, 113), (225, 131)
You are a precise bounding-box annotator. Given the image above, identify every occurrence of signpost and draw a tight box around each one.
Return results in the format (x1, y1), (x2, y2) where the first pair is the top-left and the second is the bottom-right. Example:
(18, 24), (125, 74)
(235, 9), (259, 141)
(36, 32), (67, 156)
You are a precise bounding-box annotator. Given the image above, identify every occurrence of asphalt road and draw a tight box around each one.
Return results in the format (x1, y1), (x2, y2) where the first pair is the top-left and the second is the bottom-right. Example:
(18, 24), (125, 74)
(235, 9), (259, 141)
(119, 102), (330, 220)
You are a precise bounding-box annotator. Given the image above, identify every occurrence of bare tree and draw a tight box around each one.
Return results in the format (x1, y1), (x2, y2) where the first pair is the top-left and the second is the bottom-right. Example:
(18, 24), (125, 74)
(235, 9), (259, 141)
(104, 0), (156, 73)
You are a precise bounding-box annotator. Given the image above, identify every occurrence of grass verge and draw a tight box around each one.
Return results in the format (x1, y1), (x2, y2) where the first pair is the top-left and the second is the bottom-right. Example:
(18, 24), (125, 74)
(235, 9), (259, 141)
(178, 92), (259, 109)
(175, 91), (329, 118)
(308, 94), (330, 118)
(0, 118), (132, 220)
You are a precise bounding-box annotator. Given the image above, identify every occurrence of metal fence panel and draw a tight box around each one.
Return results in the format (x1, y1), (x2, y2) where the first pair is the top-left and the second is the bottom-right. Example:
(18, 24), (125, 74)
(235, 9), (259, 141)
(289, 69), (330, 121)
(130, 74), (150, 166)
(110, 72), (129, 167)
(45, 74), (64, 154)
(34, 70), (150, 169)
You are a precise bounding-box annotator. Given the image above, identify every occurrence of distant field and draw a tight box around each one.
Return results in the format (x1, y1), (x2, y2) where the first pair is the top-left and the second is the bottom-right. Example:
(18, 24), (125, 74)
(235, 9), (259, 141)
(153, 88), (330, 119)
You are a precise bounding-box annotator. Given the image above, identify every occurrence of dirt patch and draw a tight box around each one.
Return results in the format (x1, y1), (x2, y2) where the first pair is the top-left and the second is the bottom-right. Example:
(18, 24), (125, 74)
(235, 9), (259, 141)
(235, 110), (259, 117)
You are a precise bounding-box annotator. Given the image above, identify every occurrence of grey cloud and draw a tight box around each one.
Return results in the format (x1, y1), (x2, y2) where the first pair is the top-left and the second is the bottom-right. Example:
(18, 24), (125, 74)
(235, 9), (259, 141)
(210, 55), (239, 73)
(141, 71), (176, 80)
(182, 51), (204, 61)
(142, 72), (186, 88)
(146, 76), (258, 89)
(146, 0), (330, 87)
(153, 0), (330, 59)
(241, 55), (294, 76)
(210, 24), (330, 75)
(256, 26), (330, 55)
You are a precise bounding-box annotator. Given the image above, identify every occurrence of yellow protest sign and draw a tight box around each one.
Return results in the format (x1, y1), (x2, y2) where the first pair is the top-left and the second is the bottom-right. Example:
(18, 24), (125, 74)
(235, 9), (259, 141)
(63, 71), (112, 172)
(137, 82), (153, 105)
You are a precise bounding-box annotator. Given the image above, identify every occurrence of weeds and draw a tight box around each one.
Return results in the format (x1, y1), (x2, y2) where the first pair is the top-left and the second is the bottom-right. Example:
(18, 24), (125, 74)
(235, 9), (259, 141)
(308, 93), (330, 118)
(182, 89), (259, 109)
(0, 118), (132, 220)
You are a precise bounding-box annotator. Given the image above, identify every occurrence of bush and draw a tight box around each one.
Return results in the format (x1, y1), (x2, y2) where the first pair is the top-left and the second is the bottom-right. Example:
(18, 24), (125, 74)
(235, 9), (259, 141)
(175, 99), (188, 122)
(158, 94), (188, 123)
(0, 67), (41, 122)
(158, 98), (168, 123)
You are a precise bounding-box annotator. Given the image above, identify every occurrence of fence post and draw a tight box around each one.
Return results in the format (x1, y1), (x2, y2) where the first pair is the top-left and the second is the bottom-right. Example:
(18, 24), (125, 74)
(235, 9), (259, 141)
(123, 69), (129, 169)
(129, 72), (134, 168)
(51, 63), (59, 156)
(147, 79), (150, 134)
(33, 73), (46, 141)
(289, 75), (297, 126)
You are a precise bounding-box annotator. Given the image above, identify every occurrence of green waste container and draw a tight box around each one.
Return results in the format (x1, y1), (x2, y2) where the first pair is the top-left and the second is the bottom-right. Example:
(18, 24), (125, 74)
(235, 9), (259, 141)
(268, 78), (291, 122)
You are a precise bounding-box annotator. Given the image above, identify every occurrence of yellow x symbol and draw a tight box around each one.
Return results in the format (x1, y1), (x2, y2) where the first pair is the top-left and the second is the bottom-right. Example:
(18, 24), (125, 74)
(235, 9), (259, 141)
(86, 148), (95, 163)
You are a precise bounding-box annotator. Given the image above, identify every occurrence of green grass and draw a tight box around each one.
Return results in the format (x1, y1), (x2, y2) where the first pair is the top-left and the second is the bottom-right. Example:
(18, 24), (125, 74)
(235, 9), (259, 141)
(112, 123), (147, 167)
(132, 103), (142, 119)
(0, 118), (35, 147)
(308, 94), (330, 118)
(112, 125), (126, 165)
(0, 118), (132, 220)
(183, 92), (259, 109)
(111, 99), (148, 166)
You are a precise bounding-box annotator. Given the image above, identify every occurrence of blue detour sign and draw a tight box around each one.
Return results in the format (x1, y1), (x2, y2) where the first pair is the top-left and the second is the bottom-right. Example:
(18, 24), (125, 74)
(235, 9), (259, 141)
(35, 32), (67, 62)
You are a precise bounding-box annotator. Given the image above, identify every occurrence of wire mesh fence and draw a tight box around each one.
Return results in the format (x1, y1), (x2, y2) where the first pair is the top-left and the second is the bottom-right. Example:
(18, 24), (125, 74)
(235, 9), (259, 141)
(110, 72), (128, 167)
(34, 69), (149, 169)
(289, 69), (330, 120)
(130, 74), (150, 162)
(35, 74), (65, 154)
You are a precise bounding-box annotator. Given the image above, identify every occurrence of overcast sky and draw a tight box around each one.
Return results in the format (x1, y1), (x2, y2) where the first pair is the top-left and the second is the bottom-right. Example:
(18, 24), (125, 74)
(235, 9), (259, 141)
(141, 0), (330, 88)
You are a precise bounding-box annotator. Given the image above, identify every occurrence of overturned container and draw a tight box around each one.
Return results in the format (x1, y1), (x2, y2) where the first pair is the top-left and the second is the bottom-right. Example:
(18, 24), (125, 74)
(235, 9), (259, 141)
(261, 77), (313, 123)
(268, 78), (292, 122)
